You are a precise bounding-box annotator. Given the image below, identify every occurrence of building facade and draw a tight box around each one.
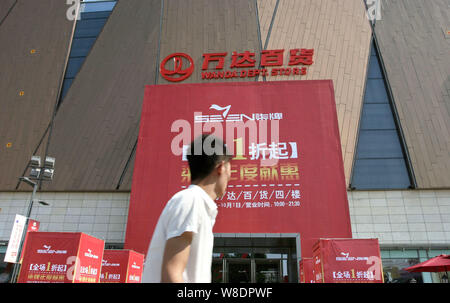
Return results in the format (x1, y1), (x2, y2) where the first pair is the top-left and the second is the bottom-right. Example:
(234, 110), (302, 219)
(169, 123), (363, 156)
(0, 0), (449, 283)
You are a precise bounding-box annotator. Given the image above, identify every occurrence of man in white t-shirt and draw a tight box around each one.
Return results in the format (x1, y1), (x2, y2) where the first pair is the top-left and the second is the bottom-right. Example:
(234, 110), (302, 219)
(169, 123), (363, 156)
(142, 134), (232, 283)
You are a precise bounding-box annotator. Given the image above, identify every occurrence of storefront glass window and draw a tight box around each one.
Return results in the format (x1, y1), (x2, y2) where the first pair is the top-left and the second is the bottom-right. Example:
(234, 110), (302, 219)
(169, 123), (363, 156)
(431, 272), (449, 283)
(255, 259), (281, 283)
(381, 249), (450, 283)
(0, 248), (13, 284)
(382, 258), (423, 283)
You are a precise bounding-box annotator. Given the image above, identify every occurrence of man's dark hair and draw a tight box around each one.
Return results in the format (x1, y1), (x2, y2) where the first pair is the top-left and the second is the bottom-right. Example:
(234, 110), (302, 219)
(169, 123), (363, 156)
(186, 134), (233, 182)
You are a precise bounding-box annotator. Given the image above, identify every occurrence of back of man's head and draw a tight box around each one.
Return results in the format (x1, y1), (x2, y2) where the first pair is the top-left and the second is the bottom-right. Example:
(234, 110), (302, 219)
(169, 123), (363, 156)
(186, 134), (232, 182)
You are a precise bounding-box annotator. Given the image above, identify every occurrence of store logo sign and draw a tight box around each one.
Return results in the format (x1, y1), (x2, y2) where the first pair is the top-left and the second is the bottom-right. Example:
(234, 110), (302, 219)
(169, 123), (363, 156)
(131, 262), (141, 270)
(37, 245), (67, 255)
(160, 53), (195, 82)
(102, 259), (120, 267)
(336, 252), (369, 262)
(194, 104), (284, 124)
(161, 48), (314, 83)
(84, 248), (99, 259)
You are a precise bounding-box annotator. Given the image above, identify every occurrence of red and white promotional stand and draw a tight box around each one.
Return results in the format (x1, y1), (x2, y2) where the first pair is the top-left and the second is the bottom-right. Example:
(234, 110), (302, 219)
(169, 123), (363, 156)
(312, 238), (383, 283)
(17, 232), (104, 283)
(100, 250), (144, 283)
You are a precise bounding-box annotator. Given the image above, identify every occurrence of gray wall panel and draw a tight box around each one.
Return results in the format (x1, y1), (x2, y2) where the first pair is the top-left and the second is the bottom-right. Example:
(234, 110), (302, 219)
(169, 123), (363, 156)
(158, 0), (261, 85)
(43, 0), (162, 191)
(375, 0), (450, 188)
(120, 0), (261, 190)
(0, 0), (75, 190)
(0, 0), (16, 25)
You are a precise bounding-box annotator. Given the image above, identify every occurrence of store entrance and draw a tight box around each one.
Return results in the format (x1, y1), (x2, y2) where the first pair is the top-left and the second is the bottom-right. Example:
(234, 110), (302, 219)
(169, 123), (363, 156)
(228, 259), (252, 283)
(211, 236), (299, 283)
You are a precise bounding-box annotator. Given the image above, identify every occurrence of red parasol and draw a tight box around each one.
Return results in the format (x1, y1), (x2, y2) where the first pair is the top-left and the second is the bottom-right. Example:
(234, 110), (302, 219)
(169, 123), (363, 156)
(404, 255), (450, 273)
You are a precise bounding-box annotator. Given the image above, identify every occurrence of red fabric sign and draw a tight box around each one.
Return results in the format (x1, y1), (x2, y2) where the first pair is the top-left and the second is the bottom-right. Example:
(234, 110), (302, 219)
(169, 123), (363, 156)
(18, 232), (104, 283)
(125, 80), (352, 259)
(312, 239), (383, 283)
(100, 250), (144, 283)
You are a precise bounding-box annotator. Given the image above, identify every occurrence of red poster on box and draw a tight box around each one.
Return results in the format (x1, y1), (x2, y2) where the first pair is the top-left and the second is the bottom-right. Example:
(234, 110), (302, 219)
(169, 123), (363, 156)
(312, 239), (383, 283)
(101, 250), (144, 283)
(125, 81), (352, 258)
(74, 233), (105, 283)
(18, 232), (104, 283)
(299, 258), (314, 283)
(126, 250), (144, 283)
(313, 247), (324, 283)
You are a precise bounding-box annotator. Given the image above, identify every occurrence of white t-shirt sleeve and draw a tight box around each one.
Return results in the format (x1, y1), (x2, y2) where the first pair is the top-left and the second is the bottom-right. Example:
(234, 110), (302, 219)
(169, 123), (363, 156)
(165, 194), (201, 241)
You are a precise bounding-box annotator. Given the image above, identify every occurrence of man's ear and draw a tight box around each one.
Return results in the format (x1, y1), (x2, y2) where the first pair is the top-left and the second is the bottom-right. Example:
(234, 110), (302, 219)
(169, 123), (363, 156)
(216, 161), (225, 175)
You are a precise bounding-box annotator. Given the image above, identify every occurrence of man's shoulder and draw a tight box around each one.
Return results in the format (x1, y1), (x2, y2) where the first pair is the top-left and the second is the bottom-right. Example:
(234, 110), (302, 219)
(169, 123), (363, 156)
(171, 186), (197, 200)
(167, 187), (198, 207)
(159, 187), (202, 220)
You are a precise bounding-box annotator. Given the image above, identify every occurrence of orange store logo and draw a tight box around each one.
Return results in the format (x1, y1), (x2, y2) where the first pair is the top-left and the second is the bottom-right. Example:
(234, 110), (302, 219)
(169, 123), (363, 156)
(161, 48), (314, 82)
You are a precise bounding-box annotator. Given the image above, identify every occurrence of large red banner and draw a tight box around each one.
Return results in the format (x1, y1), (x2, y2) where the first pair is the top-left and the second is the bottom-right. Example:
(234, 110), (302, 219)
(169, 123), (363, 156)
(18, 232), (104, 283)
(312, 239), (383, 283)
(125, 80), (352, 258)
(100, 250), (144, 283)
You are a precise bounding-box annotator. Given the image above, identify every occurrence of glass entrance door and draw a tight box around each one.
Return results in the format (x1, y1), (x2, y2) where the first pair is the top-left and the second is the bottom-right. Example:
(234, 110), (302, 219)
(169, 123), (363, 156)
(212, 258), (284, 283)
(227, 260), (252, 283)
(212, 236), (298, 283)
(211, 259), (224, 283)
(255, 259), (282, 283)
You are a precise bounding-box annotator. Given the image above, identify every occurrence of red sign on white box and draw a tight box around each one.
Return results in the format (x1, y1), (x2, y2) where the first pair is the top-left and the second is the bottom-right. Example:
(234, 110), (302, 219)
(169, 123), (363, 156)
(18, 232), (104, 283)
(312, 238), (383, 283)
(100, 250), (144, 283)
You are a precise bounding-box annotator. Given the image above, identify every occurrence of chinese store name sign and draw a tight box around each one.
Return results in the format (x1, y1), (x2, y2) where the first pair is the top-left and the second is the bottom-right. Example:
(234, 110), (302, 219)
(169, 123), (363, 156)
(126, 80), (352, 258)
(160, 49), (315, 82)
